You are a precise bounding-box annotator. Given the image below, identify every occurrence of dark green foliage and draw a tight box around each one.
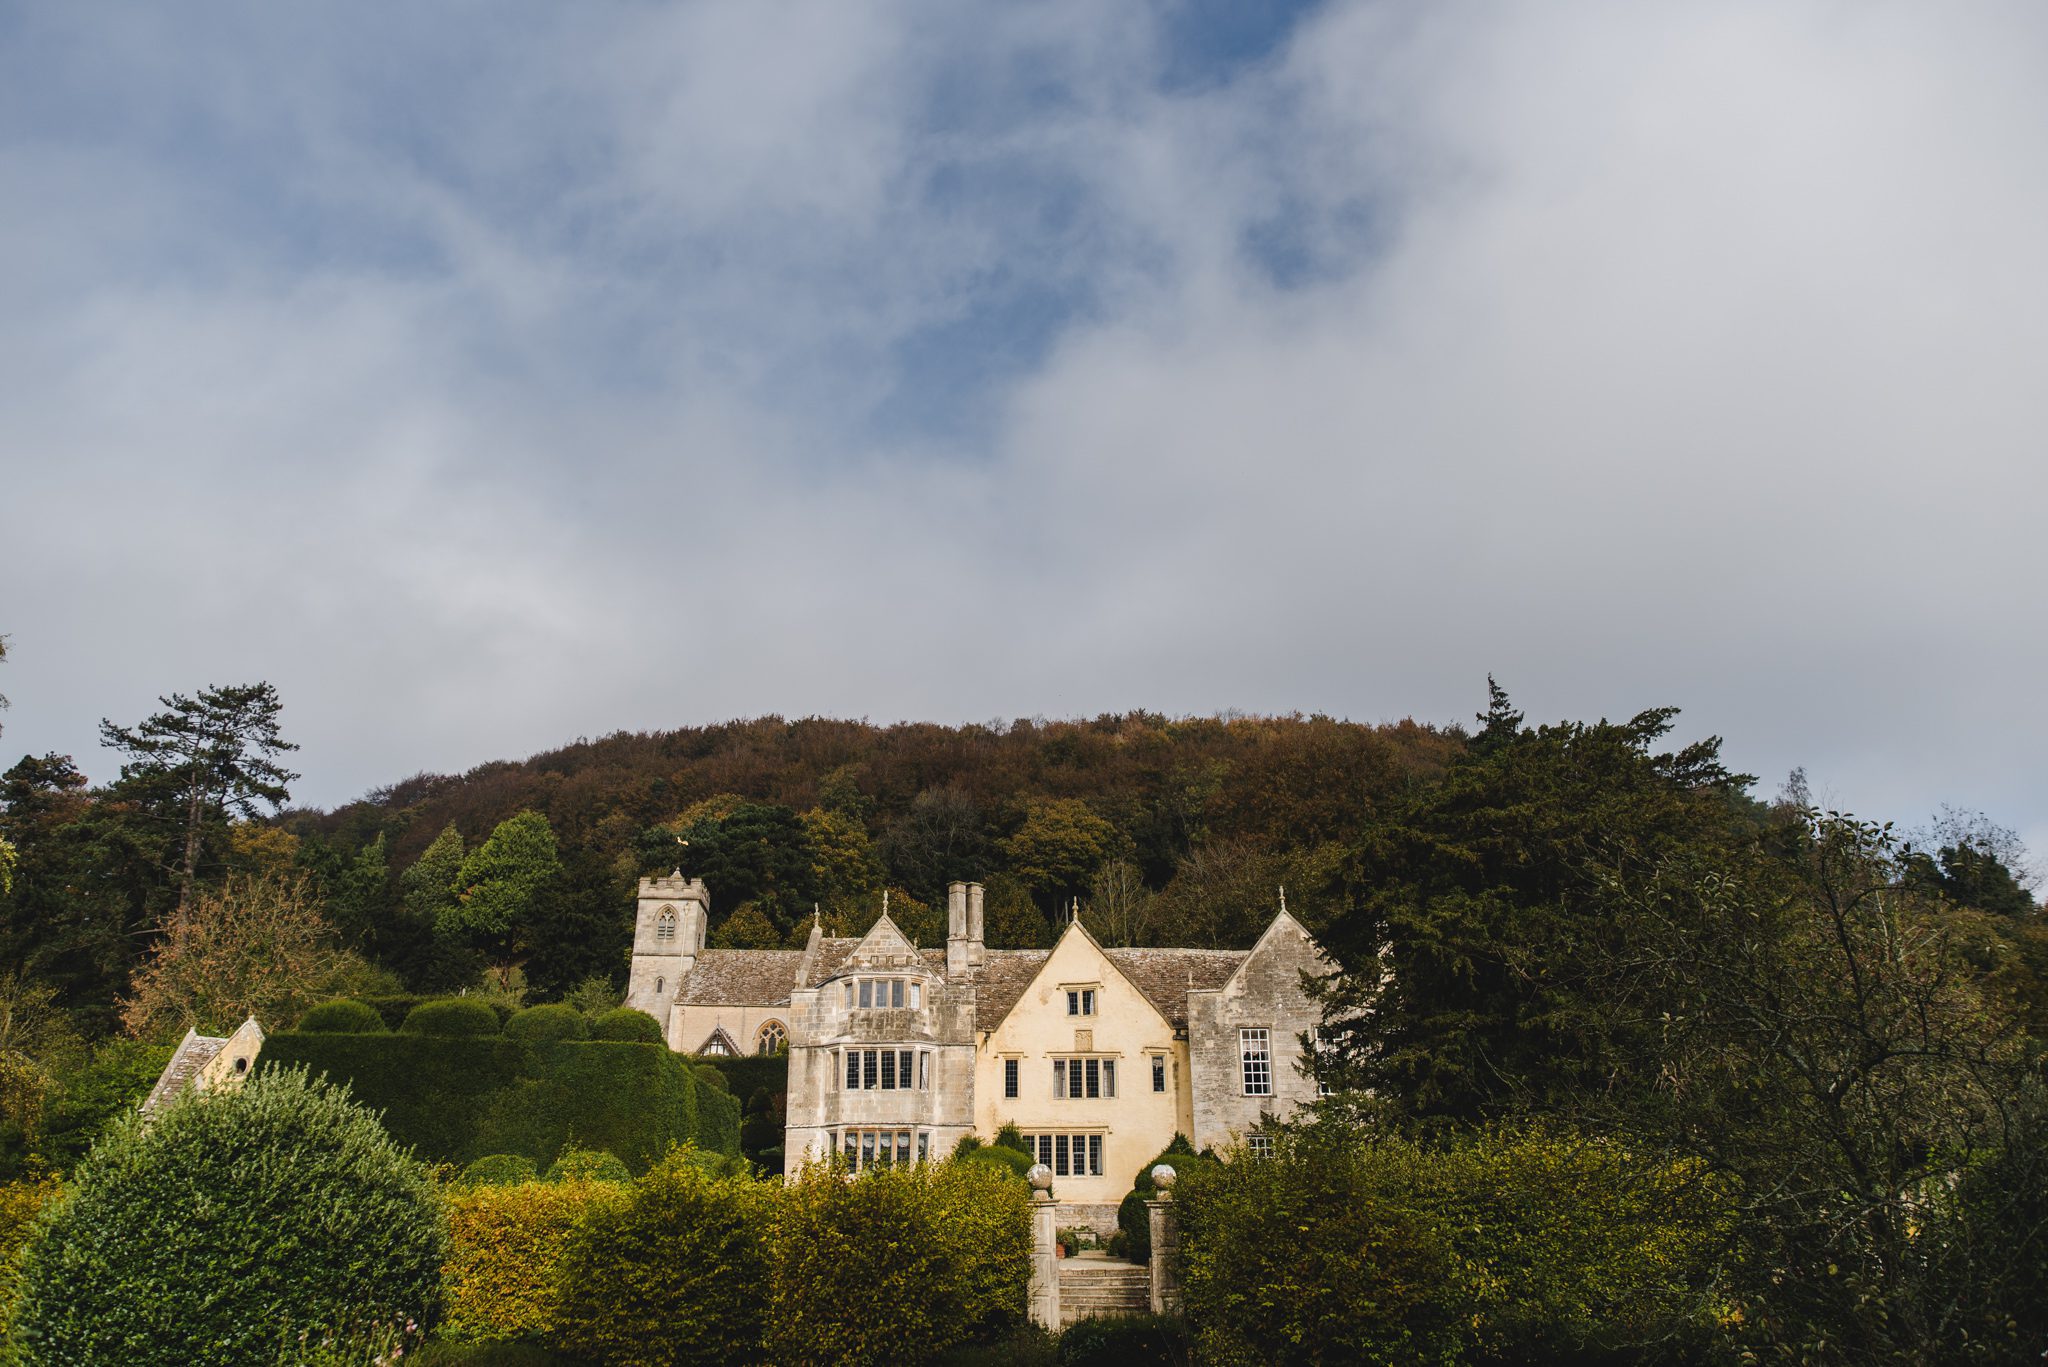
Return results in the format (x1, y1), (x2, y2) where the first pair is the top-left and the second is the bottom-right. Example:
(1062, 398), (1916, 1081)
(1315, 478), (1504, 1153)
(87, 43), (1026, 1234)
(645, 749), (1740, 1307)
(505, 1003), (591, 1045)
(691, 1053), (787, 1104)
(262, 1031), (531, 1164)
(454, 1153), (539, 1189)
(265, 1028), (736, 1171)
(932, 1326), (1058, 1367)
(660, 802), (819, 930)
(412, 1342), (580, 1366)
(36, 1038), (172, 1170)
(553, 1150), (773, 1367)
(403, 997), (503, 1036)
(1056, 1315), (1193, 1367)
(297, 998), (388, 1033)
(1117, 1136), (1208, 1263)
(692, 1063), (729, 1092)
(592, 1006), (663, 1043)
(359, 994), (515, 1031)
(12, 1068), (443, 1365)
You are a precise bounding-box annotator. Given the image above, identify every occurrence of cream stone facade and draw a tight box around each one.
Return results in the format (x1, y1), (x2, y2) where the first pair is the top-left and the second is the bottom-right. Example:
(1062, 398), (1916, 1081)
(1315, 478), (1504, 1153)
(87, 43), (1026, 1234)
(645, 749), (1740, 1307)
(629, 877), (1334, 1222)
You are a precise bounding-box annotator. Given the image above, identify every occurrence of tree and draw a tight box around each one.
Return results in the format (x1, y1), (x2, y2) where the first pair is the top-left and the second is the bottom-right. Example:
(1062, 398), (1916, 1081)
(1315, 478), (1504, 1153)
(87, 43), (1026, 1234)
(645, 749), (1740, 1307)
(1084, 858), (1156, 947)
(1315, 684), (1755, 1122)
(710, 903), (783, 950)
(978, 874), (1048, 949)
(998, 797), (1128, 910)
(119, 872), (356, 1040)
(665, 803), (819, 933)
(802, 807), (883, 906)
(402, 822), (464, 922)
(12, 1067), (445, 1365)
(98, 682), (299, 913)
(877, 786), (987, 903)
(448, 811), (566, 983)
(1594, 811), (2044, 1360)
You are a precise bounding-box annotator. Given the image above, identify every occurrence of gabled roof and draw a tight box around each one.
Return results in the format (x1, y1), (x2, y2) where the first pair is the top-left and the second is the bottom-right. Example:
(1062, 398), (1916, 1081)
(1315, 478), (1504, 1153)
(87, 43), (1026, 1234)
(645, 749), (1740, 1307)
(970, 949), (1053, 1024)
(143, 1028), (227, 1115)
(1105, 948), (1247, 1026)
(1206, 907), (1328, 997)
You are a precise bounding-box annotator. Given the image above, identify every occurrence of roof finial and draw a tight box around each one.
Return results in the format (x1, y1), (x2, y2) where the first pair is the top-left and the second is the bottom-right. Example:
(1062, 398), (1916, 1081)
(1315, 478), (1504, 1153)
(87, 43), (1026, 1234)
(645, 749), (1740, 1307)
(1070, 896), (1080, 924)
(1278, 884), (1287, 914)
(882, 888), (890, 918)
(813, 902), (822, 927)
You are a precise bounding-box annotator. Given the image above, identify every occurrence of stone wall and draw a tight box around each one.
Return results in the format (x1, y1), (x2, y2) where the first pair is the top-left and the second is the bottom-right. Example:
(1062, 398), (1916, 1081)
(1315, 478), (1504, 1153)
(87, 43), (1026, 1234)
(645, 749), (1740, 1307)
(1187, 911), (1329, 1151)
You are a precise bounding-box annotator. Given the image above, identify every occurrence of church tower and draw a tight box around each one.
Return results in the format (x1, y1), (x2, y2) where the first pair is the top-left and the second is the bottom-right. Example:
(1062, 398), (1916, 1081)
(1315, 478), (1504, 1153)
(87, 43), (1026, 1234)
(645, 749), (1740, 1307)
(624, 872), (709, 1038)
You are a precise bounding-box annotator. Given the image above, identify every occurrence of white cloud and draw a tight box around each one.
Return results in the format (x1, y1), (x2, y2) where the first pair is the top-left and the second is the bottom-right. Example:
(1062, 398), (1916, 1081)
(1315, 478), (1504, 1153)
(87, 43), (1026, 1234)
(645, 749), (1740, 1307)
(0, 1), (2043, 865)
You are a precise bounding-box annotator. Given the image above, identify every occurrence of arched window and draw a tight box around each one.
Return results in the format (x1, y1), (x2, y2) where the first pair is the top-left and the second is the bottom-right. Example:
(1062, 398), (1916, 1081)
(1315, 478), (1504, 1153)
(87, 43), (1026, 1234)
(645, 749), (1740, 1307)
(655, 907), (677, 944)
(756, 1020), (787, 1055)
(655, 977), (665, 996)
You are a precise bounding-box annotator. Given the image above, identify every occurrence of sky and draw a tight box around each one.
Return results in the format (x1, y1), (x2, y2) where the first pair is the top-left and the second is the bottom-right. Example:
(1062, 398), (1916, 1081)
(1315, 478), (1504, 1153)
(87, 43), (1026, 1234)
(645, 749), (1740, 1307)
(1, 1), (2044, 869)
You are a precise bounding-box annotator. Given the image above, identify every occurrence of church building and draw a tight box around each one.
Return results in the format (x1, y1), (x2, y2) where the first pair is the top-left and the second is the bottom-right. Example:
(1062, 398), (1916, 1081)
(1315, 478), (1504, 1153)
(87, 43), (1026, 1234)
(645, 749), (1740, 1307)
(625, 874), (1332, 1222)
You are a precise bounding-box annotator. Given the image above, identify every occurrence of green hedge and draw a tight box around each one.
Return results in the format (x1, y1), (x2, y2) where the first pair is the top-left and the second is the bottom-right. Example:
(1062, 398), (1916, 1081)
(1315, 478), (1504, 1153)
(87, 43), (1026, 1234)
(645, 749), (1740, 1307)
(404, 998), (503, 1037)
(359, 995), (517, 1031)
(506, 1003), (591, 1045)
(692, 1053), (788, 1102)
(592, 1007), (664, 1043)
(262, 1030), (739, 1172)
(262, 1032), (531, 1163)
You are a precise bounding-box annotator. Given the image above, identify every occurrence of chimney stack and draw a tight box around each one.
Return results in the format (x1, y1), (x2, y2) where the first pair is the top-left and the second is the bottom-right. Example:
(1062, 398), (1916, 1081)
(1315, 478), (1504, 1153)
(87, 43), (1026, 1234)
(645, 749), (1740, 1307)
(967, 882), (985, 967)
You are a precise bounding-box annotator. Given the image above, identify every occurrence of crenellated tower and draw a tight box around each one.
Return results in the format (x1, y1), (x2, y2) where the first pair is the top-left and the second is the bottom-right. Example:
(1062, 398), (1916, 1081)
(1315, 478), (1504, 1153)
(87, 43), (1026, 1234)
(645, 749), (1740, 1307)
(624, 871), (709, 1041)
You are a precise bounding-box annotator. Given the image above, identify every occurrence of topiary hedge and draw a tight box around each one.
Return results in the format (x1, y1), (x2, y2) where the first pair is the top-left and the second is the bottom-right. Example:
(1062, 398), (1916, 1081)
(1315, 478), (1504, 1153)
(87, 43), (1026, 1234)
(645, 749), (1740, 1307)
(553, 1149), (774, 1366)
(476, 1042), (705, 1175)
(359, 995), (517, 1032)
(691, 1053), (787, 1104)
(454, 1154), (539, 1190)
(261, 1032), (532, 1163)
(505, 1003), (591, 1046)
(297, 998), (389, 1033)
(443, 1175), (624, 1345)
(592, 1007), (664, 1043)
(11, 1068), (444, 1365)
(404, 998), (504, 1037)
(768, 1158), (1030, 1365)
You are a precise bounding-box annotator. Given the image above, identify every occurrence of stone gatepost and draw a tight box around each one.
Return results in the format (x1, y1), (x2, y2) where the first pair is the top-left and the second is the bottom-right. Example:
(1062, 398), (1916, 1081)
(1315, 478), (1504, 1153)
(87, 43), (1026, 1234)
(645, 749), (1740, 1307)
(1147, 1163), (1182, 1315)
(1028, 1164), (1060, 1331)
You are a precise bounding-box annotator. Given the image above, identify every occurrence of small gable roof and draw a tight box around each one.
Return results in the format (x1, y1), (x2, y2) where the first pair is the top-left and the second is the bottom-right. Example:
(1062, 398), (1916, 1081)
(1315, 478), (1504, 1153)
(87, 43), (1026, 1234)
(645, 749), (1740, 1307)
(143, 1028), (227, 1115)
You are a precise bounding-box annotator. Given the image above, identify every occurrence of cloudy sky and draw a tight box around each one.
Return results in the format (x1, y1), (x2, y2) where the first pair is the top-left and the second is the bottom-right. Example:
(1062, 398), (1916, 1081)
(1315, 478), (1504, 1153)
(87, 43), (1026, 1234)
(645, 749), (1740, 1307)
(2, 1), (2044, 862)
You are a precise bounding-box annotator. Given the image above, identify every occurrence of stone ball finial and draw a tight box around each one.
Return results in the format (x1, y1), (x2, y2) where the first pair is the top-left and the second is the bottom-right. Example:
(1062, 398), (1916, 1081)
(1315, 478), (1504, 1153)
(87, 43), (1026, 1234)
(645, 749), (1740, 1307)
(1151, 1163), (1177, 1189)
(1027, 1163), (1054, 1191)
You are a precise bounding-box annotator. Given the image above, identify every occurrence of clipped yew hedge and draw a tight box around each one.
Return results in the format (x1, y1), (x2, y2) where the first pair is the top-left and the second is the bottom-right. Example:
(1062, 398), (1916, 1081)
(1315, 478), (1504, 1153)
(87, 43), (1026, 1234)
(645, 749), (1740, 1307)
(11, 1069), (444, 1365)
(261, 1032), (531, 1163)
(297, 998), (388, 1033)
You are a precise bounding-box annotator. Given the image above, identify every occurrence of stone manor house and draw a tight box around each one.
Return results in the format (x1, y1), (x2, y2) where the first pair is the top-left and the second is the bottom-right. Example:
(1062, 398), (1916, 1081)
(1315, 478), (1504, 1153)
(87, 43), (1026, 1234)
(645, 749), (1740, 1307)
(624, 873), (1330, 1219)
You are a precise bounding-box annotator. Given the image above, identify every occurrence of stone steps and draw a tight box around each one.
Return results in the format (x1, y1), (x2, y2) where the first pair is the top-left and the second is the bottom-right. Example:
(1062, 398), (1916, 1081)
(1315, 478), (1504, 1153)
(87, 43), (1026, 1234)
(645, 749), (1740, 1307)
(1058, 1260), (1151, 1320)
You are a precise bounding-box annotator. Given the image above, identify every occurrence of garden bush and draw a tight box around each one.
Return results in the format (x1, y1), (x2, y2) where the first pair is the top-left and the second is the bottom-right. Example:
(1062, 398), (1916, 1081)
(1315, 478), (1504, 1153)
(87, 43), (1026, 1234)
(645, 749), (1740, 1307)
(767, 1158), (1029, 1366)
(404, 998), (504, 1037)
(261, 1031), (530, 1163)
(1057, 1314), (1193, 1367)
(442, 1176), (622, 1345)
(592, 1007), (664, 1043)
(553, 1149), (773, 1366)
(504, 1004), (590, 1046)
(476, 1041), (720, 1174)
(960, 1144), (1031, 1180)
(453, 1154), (538, 1190)
(359, 995), (518, 1032)
(1117, 1135), (1212, 1264)
(545, 1147), (630, 1184)
(0, 1173), (61, 1343)
(11, 1067), (444, 1366)
(1174, 1125), (1728, 1367)
(691, 1064), (729, 1092)
(297, 998), (389, 1033)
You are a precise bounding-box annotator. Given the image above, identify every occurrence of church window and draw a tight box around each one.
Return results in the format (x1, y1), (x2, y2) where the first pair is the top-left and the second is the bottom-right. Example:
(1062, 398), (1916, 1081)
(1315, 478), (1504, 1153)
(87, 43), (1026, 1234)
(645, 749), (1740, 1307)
(757, 1020), (786, 1055)
(1241, 1029), (1272, 1096)
(654, 977), (664, 996)
(1004, 1058), (1019, 1098)
(655, 908), (676, 944)
(1152, 1056), (1166, 1093)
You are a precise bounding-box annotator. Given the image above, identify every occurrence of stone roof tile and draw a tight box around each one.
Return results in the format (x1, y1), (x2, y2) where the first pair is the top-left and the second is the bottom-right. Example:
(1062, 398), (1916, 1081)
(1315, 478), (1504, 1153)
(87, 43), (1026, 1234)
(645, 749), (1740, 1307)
(673, 950), (805, 1006)
(142, 1031), (226, 1116)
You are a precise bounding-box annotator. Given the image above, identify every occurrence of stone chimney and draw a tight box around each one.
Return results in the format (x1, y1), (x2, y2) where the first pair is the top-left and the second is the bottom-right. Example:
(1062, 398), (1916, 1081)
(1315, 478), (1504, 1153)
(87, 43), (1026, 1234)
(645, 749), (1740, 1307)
(967, 881), (986, 967)
(947, 880), (976, 979)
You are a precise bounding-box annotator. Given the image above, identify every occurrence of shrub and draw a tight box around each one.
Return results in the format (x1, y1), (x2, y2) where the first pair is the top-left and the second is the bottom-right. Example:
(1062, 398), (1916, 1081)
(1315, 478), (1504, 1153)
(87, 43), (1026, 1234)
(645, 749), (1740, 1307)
(1174, 1125), (1728, 1367)
(934, 1325), (1058, 1367)
(404, 998), (504, 1037)
(453, 1154), (538, 1190)
(1118, 1136), (1211, 1264)
(442, 1177), (622, 1345)
(476, 1041), (716, 1175)
(1058, 1314), (1193, 1367)
(505, 1004), (591, 1046)
(413, 1343), (581, 1366)
(592, 1008), (664, 1044)
(546, 1147), (630, 1184)
(960, 1144), (1032, 1181)
(12, 1067), (445, 1366)
(0, 1173), (61, 1337)
(692, 1064), (729, 1092)
(768, 1159), (1029, 1366)
(553, 1150), (772, 1366)
(297, 998), (389, 1033)
(261, 1031), (531, 1164)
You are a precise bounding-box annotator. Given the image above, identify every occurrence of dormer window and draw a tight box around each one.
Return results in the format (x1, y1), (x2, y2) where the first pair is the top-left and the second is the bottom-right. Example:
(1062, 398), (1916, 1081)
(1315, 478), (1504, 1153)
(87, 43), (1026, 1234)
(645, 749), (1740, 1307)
(655, 907), (677, 944)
